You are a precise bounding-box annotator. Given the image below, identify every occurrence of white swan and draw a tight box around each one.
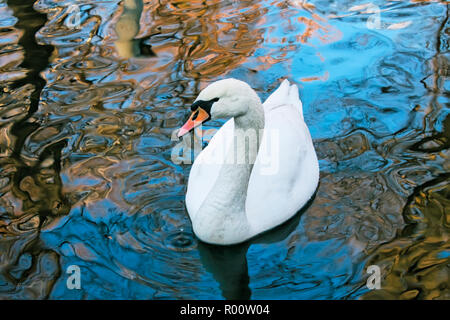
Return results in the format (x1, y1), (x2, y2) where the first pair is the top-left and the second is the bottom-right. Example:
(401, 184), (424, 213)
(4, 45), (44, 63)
(178, 78), (319, 245)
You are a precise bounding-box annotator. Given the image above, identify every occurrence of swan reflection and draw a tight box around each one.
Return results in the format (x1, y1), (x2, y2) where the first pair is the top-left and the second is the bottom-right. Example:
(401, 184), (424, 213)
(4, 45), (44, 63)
(197, 194), (313, 299)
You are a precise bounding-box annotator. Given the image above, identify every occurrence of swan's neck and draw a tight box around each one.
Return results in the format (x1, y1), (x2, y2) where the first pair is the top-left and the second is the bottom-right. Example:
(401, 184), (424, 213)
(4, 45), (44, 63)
(193, 98), (264, 244)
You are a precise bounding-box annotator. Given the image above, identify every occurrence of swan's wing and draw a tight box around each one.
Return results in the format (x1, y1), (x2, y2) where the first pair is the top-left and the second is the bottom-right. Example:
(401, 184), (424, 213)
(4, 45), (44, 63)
(246, 88), (318, 234)
(185, 119), (234, 220)
(263, 79), (303, 119)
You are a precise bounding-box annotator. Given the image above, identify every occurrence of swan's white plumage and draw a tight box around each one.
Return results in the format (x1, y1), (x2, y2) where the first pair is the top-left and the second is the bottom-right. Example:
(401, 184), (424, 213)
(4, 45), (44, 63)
(185, 79), (319, 244)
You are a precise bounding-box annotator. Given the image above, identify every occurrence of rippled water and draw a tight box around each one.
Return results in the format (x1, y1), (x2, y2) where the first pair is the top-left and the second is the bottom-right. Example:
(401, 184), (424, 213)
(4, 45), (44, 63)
(0, 0), (448, 300)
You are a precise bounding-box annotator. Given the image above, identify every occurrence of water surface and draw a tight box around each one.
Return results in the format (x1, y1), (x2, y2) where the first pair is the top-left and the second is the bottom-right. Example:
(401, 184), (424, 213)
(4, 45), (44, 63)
(0, 0), (448, 299)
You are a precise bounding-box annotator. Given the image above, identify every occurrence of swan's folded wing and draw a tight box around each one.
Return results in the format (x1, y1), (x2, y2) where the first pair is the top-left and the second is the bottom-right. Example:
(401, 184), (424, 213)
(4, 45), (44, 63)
(245, 104), (319, 234)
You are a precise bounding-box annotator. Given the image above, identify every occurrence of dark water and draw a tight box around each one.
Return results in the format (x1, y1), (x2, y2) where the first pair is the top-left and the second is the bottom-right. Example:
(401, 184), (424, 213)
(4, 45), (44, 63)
(0, 0), (448, 300)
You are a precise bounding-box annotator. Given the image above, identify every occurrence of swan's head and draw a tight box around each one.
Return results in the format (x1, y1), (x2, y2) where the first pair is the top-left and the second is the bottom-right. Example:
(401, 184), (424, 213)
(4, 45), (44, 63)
(178, 78), (259, 137)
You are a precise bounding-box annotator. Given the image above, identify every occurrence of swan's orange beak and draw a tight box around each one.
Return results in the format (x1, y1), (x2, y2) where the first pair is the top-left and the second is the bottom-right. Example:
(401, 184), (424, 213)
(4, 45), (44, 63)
(178, 107), (210, 137)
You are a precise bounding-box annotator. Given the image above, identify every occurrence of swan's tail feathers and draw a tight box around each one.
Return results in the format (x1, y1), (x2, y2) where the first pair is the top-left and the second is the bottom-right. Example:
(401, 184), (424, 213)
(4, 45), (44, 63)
(288, 84), (303, 120)
(263, 79), (304, 119)
(263, 79), (290, 109)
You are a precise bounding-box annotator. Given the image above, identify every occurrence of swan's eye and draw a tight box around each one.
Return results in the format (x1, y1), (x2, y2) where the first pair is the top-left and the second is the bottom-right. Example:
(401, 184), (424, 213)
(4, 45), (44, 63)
(191, 109), (199, 121)
(190, 97), (219, 113)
